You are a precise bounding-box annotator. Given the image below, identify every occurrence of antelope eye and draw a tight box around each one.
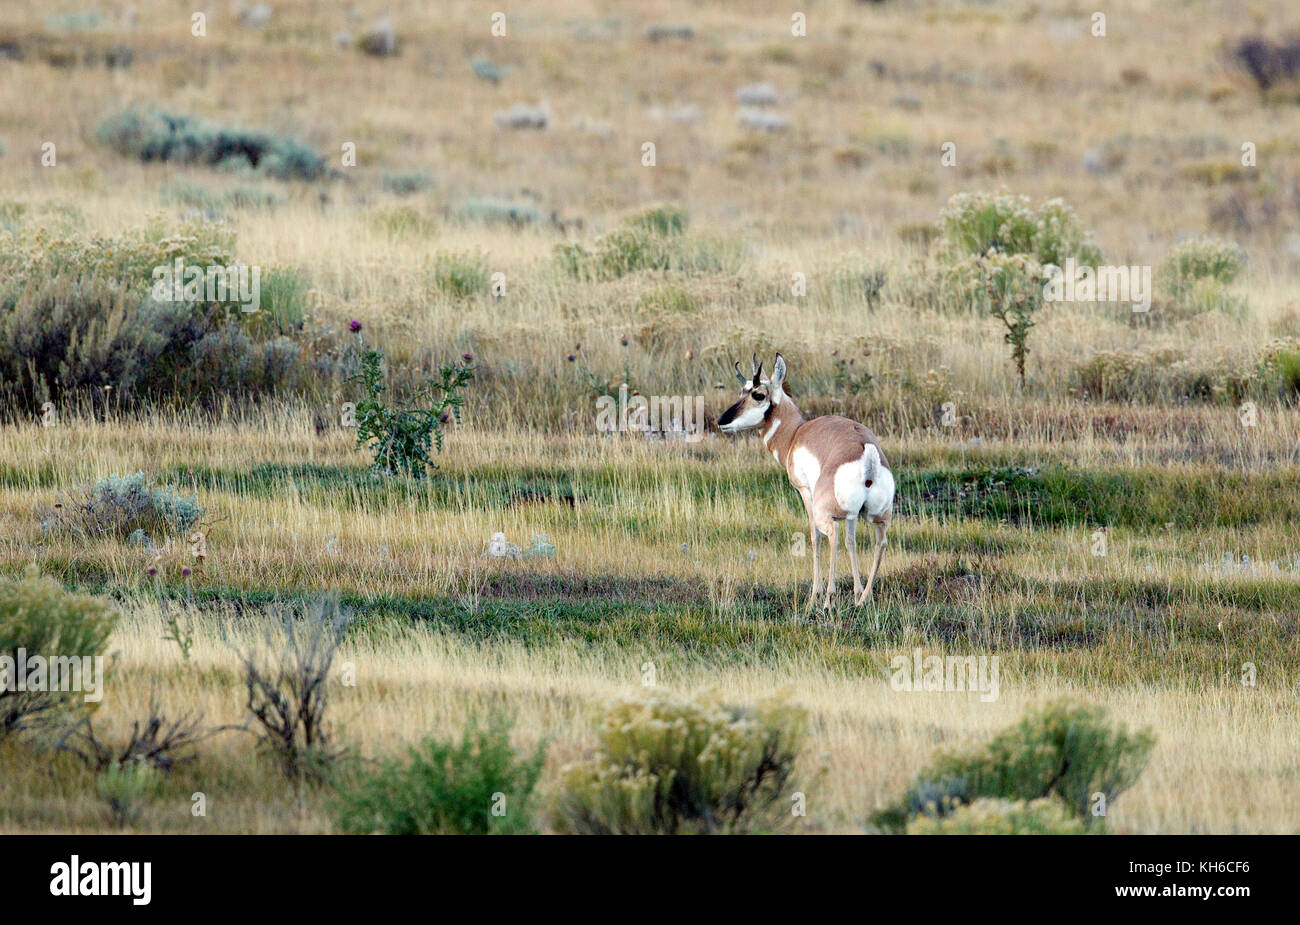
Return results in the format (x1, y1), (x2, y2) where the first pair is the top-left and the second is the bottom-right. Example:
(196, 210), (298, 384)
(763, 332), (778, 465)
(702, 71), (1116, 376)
(752, 391), (766, 401)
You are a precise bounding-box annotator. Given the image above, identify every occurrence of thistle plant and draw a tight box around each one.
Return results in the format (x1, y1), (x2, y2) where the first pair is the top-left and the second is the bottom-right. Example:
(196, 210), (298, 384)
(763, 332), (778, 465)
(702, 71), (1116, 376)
(347, 345), (475, 478)
(978, 252), (1046, 389)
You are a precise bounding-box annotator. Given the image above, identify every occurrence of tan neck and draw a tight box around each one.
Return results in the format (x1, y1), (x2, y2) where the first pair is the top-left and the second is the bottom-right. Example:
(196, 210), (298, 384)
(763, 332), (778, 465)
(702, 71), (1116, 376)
(761, 393), (805, 467)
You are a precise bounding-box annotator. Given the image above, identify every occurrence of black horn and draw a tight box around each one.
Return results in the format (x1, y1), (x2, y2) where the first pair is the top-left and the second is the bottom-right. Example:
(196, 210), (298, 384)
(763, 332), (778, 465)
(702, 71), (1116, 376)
(734, 361), (748, 384)
(752, 353), (763, 386)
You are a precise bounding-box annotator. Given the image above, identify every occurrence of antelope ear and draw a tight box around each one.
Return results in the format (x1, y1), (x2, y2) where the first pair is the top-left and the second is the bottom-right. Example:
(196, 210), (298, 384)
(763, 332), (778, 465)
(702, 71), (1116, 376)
(771, 353), (787, 389)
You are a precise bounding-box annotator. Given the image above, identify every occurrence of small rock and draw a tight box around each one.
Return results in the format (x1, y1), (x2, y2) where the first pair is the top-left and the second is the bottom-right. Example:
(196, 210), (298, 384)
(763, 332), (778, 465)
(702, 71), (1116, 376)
(237, 3), (272, 28)
(472, 56), (501, 83)
(737, 108), (788, 132)
(494, 103), (548, 130)
(735, 82), (779, 106)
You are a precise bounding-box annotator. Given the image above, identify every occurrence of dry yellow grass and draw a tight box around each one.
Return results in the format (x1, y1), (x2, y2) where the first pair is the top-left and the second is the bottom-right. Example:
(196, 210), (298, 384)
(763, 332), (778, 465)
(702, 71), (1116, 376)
(3, 598), (1291, 834)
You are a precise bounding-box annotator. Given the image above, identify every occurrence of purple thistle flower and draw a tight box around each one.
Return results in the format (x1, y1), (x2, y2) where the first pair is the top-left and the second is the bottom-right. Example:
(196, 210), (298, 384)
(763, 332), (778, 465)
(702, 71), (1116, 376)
(350, 320), (363, 333)
(182, 567), (192, 577)
(147, 567), (157, 577)
(462, 352), (473, 363)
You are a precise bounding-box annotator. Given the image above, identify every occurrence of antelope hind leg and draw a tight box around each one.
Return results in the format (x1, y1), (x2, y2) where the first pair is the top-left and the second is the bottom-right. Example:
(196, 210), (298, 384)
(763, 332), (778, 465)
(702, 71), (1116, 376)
(823, 520), (838, 611)
(859, 519), (889, 605)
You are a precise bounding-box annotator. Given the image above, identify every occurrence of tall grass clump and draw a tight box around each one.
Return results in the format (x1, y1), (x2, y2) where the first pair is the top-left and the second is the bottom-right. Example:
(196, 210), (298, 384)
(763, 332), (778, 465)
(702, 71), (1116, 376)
(0, 567), (117, 736)
(874, 700), (1154, 833)
(431, 251), (490, 299)
(624, 204), (689, 236)
(551, 690), (806, 834)
(331, 713), (546, 834)
(249, 267), (308, 336)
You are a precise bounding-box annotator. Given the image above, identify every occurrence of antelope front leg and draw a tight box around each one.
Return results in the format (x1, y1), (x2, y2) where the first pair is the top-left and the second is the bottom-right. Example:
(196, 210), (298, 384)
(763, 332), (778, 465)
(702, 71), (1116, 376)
(845, 516), (863, 604)
(823, 520), (838, 611)
(859, 520), (889, 605)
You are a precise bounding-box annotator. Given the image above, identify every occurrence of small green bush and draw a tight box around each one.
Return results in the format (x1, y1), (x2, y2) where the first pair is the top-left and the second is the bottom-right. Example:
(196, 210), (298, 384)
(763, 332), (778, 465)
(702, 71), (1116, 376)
(1158, 237), (1247, 318)
(551, 690), (806, 835)
(595, 227), (676, 277)
(96, 763), (159, 828)
(874, 700), (1154, 833)
(38, 470), (202, 539)
(431, 251), (490, 299)
(906, 797), (1092, 835)
(0, 566), (117, 735)
(558, 222), (745, 281)
(937, 191), (1102, 267)
(636, 284), (700, 315)
(331, 714), (546, 834)
(1160, 237), (1245, 287)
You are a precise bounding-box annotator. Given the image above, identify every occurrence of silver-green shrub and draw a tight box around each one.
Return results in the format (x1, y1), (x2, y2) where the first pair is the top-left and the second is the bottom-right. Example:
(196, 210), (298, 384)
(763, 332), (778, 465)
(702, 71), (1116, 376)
(551, 690), (806, 834)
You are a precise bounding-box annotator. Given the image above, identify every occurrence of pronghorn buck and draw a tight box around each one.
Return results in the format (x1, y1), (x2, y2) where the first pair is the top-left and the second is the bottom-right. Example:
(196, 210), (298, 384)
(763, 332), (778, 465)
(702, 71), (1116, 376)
(718, 354), (895, 610)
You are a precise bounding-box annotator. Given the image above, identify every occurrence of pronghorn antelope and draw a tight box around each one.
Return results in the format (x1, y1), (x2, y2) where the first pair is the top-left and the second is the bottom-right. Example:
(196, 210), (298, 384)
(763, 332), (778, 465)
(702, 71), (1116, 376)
(718, 354), (895, 610)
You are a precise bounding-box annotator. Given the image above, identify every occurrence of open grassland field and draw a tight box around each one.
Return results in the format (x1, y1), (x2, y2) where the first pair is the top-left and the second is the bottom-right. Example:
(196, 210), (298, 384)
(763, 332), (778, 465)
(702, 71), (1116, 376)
(1, 0), (1299, 835)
